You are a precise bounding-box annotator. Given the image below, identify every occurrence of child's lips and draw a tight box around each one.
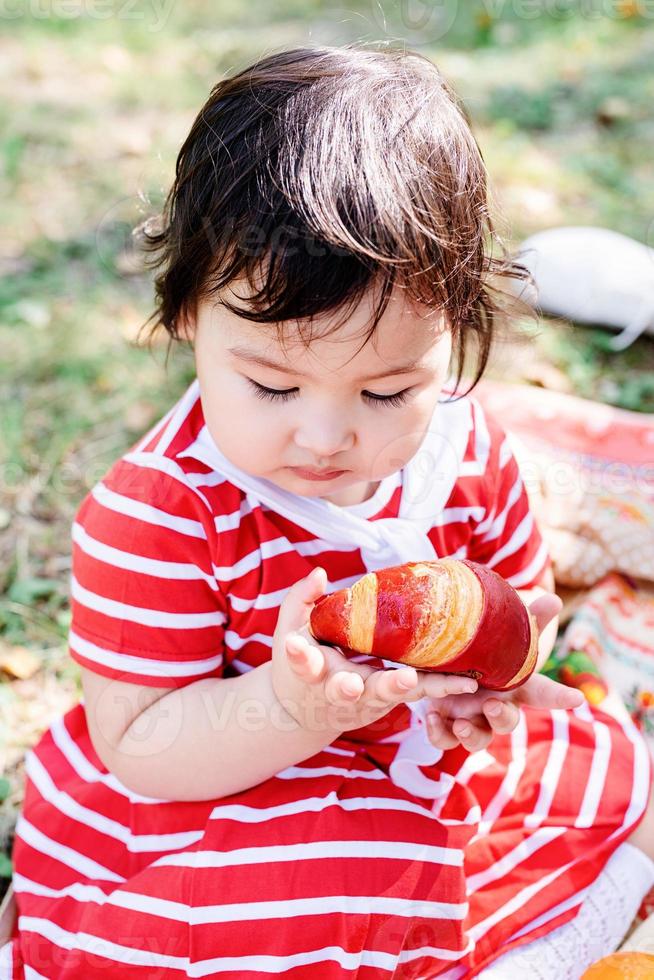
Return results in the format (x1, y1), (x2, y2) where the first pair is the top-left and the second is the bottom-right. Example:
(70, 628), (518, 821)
(288, 466), (348, 481)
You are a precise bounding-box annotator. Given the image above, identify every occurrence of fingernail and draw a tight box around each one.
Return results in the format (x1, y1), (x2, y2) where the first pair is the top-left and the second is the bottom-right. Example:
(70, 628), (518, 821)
(456, 724), (472, 738)
(486, 702), (502, 717)
(463, 682), (478, 693)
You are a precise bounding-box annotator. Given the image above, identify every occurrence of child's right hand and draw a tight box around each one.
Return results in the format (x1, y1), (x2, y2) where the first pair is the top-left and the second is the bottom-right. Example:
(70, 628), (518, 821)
(271, 566), (479, 737)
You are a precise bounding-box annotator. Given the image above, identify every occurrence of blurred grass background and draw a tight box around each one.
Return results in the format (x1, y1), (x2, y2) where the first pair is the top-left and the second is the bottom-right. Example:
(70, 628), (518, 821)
(1, 0), (654, 871)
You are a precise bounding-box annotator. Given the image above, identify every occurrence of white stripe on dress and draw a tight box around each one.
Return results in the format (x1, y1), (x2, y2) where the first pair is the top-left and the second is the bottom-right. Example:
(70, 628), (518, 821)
(228, 572), (364, 615)
(0, 936), (13, 979)
(434, 506), (485, 526)
(132, 402), (178, 454)
(466, 826), (568, 893)
(91, 484), (207, 538)
(508, 885), (591, 941)
(69, 630), (222, 678)
(152, 379), (201, 455)
(13, 873), (111, 906)
(18, 917), (185, 970)
(12, 879), (472, 972)
(224, 629), (272, 651)
(505, 538), (549, 587)
(477, 477), (524, 544)
(71, 575), (225, 630)
(15, 816), (125, 883)
(472, 713), (528, 839)
(275, 764), (386, 781)
(486, 512), (534, 569)
(524, 710), (569, 829)
(25, 753), (204, 853)
(122, 451), (211, 510)
(574, 715), (612, 829)
(18, 916), (468, 975)
(49, 715), (169, 804)
(499, 437), (513, 469)
(72, 522), (220, 588)
(25, 967), (50, 980)
(431, 751), (496, 820)
(208, 792), (468, 825)
(152, 838), (464, 870)
(106, 889), (468, 925)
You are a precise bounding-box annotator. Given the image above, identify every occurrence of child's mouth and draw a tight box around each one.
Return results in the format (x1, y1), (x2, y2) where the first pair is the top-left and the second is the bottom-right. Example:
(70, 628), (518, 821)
(288, 466), (348, 482)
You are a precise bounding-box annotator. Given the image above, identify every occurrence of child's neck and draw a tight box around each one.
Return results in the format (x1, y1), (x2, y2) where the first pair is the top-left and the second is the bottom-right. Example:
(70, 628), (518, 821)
(318, 478), (381, 508)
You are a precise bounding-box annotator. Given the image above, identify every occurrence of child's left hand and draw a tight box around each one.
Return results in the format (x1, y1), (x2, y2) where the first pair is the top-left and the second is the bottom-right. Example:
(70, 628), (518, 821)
(425, 592), (585, 754)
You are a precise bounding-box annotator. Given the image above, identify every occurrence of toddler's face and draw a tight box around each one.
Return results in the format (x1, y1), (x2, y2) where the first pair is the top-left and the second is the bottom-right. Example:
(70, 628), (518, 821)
(189, 283), (453, 507)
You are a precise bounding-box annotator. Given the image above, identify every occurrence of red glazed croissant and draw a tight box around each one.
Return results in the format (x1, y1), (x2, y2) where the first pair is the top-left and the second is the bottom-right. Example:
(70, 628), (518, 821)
(308, 558), (539, 691)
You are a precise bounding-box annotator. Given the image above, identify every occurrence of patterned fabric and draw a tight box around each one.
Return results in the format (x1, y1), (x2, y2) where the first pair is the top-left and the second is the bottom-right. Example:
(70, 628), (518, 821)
(474, 380), (654, 589)
(556, 573), (654, 759)
(542, 572), (654, 935)
(2, 380), (650, 979)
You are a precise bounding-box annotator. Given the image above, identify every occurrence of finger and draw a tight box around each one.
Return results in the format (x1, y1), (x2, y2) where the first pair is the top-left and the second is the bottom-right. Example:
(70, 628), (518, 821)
(285, 632), (327, 684)
(425, 712), (460, 750)
(527, 593), (563, 635)
(415, 672), (479, 701)
(352, 663), (425, 709)
(451, 717), (493, 753)
(278, 567), (328, 634)
(513, 672), (585, 710)
(428, 690), (490, 720)
(481, 698), (520, 734)
(324, 669), (365, 705)
(368, 666), (422, 704)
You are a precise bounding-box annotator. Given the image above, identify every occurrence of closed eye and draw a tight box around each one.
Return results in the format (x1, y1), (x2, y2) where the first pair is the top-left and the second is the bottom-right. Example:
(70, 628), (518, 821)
(247, 379), (412, 408)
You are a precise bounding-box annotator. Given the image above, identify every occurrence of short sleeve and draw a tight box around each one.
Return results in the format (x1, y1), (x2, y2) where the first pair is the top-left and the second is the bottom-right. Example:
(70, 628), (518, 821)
(466, 412), (552, 590)
(68, 455), (227, 688)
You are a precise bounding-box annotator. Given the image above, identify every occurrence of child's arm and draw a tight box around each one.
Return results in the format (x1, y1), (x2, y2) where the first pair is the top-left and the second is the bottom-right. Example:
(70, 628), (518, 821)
(81, 658), (342, 802)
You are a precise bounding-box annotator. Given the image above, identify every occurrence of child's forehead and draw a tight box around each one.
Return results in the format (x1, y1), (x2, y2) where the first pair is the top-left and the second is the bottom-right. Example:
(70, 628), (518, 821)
(218, 286), (450, 376)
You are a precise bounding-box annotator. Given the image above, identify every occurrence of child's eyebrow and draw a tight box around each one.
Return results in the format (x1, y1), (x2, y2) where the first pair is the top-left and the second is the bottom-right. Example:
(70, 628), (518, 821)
(227, 345), (427, 382)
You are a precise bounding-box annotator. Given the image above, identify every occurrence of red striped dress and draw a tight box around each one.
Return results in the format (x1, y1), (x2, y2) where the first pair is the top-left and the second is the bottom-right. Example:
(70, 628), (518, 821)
(3, 380), (651, 979)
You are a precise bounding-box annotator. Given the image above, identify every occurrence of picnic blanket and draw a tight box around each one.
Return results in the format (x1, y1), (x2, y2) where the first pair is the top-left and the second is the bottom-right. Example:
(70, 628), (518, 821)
(475, 379), (654, 589)
(476, 379), (654, 932)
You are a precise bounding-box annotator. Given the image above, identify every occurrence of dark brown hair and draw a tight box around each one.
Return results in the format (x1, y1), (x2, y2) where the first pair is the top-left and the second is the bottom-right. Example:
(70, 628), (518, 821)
(137, 43), (531, 397)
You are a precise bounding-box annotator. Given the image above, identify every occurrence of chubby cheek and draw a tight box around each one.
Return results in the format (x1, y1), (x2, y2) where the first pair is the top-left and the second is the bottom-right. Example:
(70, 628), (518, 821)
(202, 385), (284, 476)
(364, 405), (433, 480)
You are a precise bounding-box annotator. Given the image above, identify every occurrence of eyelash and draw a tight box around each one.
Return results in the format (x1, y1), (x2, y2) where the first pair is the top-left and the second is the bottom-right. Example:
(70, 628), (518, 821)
(247, 379), (411, 408)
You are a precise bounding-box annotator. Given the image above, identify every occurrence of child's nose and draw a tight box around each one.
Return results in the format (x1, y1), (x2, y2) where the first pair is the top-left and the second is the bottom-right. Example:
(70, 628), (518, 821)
(293, 415), (355, 460)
